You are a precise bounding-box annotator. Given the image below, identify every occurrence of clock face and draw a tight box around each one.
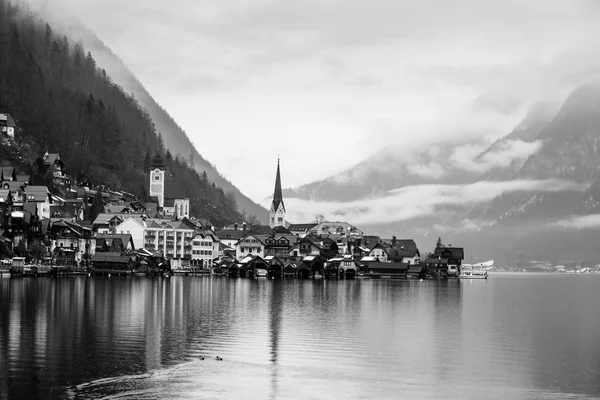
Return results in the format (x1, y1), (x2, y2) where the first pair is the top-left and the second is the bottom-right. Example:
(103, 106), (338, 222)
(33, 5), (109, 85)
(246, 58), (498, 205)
(278, 209), (283, 213)
(154, 168), (161, 174)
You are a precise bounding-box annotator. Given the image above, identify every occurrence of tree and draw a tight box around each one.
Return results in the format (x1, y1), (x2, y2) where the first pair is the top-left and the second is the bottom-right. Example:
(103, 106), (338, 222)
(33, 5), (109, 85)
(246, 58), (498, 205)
(314, 214), (326, 224)
(88, 189), (104, 222)
(436, 237), (443, 248)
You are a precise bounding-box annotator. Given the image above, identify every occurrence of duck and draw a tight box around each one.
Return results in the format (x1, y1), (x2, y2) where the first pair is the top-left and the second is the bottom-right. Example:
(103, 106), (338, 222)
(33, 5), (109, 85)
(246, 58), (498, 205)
(199, 356), (205, 361)
(215, 356), (223, 361)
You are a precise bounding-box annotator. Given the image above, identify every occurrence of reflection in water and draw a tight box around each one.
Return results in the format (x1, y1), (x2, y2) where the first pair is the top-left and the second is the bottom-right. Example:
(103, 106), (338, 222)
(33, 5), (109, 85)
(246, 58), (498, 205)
(1, 275), (600, 399)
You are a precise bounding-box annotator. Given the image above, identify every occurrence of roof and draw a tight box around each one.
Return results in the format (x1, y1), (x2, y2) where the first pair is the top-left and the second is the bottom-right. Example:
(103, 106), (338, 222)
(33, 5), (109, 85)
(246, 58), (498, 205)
(272, 225), (292, 235)
(151, 153), (165, 169)
(271, 159), (285, 212)
(408, 265), (425, 273)
(15, 175), (30, 183)
(0, 189), (11, 202)
(424, 258), (448, 265)
(385, 239), (420, 259)
(288, 223), (318, 231)
(93, 213), (126, 226)
(96, 233), (134, 248)
(24, 186), (49, 202)
(43, 153), (60, 166)
(368, 262), (409, 271)
(250, 224), (273, 235)
(91, 253), (131, 264)
(0, 113), (16, 126)
(433, 247), (464, 260)
(216, 229), (247, 240)
(1, 167), (14, 178)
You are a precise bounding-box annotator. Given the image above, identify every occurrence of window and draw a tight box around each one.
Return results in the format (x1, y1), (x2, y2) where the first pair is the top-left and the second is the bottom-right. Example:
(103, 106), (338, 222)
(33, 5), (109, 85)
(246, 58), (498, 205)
(271, 217), (274, 223)
(154, 175), (160, 181)
(278, 217), (283, 222)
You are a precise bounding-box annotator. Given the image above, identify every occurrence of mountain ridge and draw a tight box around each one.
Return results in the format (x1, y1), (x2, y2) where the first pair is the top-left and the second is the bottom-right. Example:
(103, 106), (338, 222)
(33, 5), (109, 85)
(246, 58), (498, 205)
(37, 3), (269, 222)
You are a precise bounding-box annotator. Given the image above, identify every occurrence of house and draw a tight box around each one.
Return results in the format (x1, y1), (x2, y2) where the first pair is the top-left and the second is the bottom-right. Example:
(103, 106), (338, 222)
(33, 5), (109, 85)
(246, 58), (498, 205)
(24, 186), (52, 220)
(50, 220), (95, 267)
(291, 237), (323, 259)
(91, 253), (134, 275)
(163, 197), (190, 220)
(142, 218), (196, 269)
(216, 227), (248, 249)
(234, 233), (266, 260)
(287, 223), (317, 237)
(385, 237), (421, 264)
(238, 254), (268, 277)
(114, 217), (146, 249)
(0, 113), (16, 138)
(95, 233), (135, 253)
(191, 230), (219, 269)
(309, 221), (363, 237)
(263, 234), (297, 260)
(92, 213), (126, 234)
(368, 242), (389, 263)
(433, 246), (464, 277)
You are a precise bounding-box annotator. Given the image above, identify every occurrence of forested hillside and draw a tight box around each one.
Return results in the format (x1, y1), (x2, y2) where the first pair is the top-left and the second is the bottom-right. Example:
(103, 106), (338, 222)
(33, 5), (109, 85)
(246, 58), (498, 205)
(0, 0), (242, 226)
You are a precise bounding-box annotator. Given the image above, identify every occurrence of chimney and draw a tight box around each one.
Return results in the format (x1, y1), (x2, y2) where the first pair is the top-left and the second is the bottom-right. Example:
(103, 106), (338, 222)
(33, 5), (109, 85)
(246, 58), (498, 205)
(234, 223), (238, 230)
(392, 236), (397, 246)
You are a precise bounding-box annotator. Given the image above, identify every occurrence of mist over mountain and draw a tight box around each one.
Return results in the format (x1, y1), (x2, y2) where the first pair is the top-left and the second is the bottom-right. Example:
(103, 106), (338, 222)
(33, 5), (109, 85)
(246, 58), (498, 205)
(284, 83), (600, 265)
(32, 1), (269, 222)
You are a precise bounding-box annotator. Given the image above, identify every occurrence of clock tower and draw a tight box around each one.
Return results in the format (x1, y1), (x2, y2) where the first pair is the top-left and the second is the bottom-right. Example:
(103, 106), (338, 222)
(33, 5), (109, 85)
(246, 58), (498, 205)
(269, 157), (286, 228)
(149, 153), (166, 207)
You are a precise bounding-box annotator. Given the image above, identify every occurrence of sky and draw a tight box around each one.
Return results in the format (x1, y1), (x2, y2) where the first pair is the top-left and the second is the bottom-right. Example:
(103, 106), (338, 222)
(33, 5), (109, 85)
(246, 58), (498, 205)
(28, 0), (600, 206)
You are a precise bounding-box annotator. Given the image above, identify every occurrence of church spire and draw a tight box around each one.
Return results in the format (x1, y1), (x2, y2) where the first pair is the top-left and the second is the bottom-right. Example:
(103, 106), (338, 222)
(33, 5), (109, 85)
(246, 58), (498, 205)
(272, 156), (285, 212)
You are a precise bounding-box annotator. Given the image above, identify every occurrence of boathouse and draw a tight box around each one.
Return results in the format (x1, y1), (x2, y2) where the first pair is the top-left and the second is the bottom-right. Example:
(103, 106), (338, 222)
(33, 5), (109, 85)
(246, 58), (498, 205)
(91, 253), (134, 275)
(367, 262), (409, 278)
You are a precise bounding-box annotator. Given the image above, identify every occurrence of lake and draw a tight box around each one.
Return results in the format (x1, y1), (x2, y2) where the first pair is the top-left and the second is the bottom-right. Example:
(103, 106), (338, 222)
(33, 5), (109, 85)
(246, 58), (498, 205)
(1, 273), (599, 399)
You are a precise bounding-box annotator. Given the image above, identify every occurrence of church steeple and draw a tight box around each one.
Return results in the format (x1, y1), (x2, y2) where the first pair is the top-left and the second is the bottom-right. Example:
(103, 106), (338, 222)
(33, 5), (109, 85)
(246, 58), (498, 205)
(270, 157), (286, 228)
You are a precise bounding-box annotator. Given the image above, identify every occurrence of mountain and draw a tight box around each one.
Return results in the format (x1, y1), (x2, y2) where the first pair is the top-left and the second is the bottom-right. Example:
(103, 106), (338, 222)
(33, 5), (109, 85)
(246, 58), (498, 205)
(34, 2), (269, 222)
(285, 82), (600, 265)
(0, 0), (242, 226)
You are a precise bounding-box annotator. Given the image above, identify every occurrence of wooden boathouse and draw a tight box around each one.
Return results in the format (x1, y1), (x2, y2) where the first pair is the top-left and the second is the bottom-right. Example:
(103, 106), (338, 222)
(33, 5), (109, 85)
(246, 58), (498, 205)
(91, 253), (135, 275)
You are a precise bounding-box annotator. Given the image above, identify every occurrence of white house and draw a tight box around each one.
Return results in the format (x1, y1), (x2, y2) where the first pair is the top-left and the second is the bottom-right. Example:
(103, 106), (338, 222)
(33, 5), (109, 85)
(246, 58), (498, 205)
(368, 243), (389, 263)
(24, 186), (51, 220)
(114, 217), (146, 250)
(235, 233), (266, 260)
(0, 113), (16, 138)
(143, 218), (196, 269)
(191, 230), (220, 268)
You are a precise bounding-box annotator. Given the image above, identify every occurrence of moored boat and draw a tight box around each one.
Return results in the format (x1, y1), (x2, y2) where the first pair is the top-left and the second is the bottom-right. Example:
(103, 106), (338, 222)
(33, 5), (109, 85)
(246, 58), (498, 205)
(459, 265), (488, 279)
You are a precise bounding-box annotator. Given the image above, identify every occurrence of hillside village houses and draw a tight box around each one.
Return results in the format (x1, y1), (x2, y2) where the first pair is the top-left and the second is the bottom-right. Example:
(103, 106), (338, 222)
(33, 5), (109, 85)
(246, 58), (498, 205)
(0, 125), (464, 276)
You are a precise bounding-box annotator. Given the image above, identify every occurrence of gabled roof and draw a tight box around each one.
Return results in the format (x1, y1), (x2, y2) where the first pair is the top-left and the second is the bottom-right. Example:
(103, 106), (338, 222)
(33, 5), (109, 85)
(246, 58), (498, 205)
(0, 113), (16, 126)
(96, 233), (134, 250)
(272, 225), (292, 235)
(250, 224), (273, 235)
(24, 186), (50, 202)
(368, 262), (409, 271)
(216, 229), (247, 240)
(93, 213), (126, 226)
(15, 175), (30, 183)
(288, 223), (318, 231)
(433, 247), (464, 260)
(1, 167), (15, 178)
(43, 153), (60, 166)
(91, 253), (131, 264)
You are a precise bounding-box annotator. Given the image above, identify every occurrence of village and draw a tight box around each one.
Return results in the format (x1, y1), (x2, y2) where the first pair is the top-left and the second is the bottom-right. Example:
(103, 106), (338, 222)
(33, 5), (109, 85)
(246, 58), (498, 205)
(0, 113), (465, 280)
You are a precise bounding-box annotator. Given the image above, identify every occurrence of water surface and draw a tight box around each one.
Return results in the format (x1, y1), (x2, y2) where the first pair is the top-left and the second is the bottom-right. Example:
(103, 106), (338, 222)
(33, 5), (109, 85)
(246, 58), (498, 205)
(1, 274), (599, 399)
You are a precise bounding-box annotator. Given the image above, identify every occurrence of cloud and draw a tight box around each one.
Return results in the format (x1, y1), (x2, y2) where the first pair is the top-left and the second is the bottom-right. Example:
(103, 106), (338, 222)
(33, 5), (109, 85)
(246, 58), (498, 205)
(406, 163), (447, 179)
(433, 219), (494, 233)
(450, 139), (543, 173)
(275, 179), (587, 226)
(549, 214), (600, 229)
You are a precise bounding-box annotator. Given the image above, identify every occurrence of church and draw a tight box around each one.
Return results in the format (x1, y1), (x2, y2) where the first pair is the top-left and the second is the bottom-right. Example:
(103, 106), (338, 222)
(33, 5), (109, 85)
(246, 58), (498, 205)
(269, 158), (287, 228)
(149, 153), (190, 220)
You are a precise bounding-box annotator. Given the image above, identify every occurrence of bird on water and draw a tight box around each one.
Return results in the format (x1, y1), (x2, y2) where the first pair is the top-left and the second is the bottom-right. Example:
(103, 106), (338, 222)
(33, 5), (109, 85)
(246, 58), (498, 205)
(216, 356), (223, 361)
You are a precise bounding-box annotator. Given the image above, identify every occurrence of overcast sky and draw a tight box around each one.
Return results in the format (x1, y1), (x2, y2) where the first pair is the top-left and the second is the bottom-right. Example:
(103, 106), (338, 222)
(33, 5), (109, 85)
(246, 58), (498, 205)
(37, 0), (600, 203)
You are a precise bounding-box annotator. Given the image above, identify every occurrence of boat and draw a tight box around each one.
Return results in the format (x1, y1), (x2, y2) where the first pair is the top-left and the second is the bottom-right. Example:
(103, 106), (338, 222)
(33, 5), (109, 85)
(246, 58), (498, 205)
(255, 269), (268, 278)
(459, 265), (489, 279)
